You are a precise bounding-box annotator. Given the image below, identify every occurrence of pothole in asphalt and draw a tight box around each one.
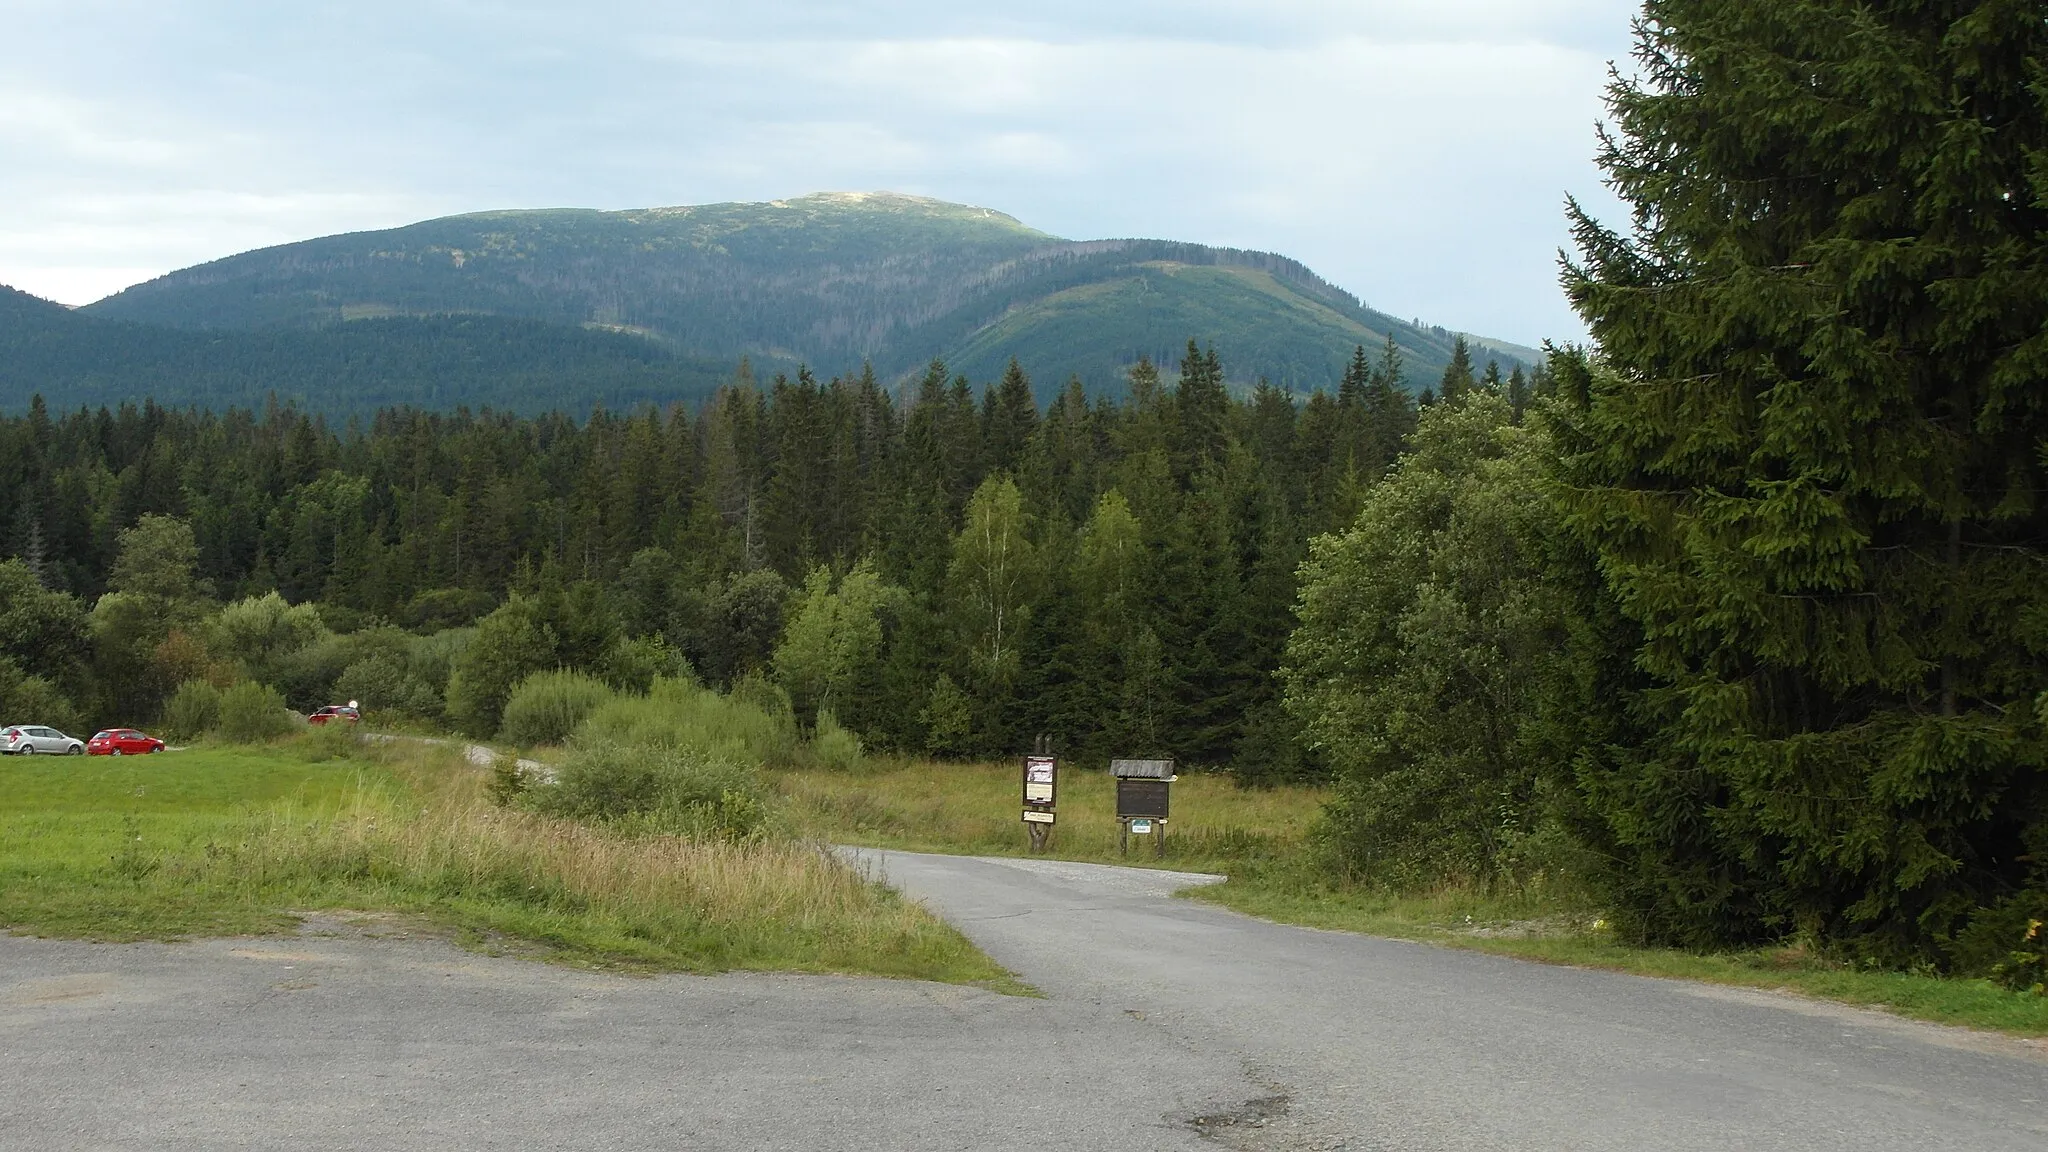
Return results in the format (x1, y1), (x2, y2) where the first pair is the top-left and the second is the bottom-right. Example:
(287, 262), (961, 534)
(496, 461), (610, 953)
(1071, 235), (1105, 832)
(1184, 1093), (1291, 1141)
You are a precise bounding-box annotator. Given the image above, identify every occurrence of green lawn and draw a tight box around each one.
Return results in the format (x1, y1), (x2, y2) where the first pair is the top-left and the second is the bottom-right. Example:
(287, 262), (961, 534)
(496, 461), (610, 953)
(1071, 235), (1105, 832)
(0, 747), (377, 938)
(0, 741), (1016, 988)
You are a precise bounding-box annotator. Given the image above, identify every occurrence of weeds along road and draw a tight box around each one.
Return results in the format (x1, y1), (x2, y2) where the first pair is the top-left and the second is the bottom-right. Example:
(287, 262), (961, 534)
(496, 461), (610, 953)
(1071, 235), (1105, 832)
(845, 849), (2048, 1152)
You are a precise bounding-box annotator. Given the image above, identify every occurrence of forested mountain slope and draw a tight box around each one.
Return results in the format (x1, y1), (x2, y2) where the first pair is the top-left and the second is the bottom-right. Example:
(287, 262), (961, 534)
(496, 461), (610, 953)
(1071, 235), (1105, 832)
(82, 192), (1535, 398)
(0, 286), (737, 415)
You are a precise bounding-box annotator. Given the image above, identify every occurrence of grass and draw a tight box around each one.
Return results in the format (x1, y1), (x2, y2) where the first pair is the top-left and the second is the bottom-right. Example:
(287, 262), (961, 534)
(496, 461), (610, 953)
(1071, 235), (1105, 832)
(780, 758), (2048, 1038)
(0, 739), (1017, 989)
(1196, 873), (2048, 1038)
(775, 758), (1326, 873)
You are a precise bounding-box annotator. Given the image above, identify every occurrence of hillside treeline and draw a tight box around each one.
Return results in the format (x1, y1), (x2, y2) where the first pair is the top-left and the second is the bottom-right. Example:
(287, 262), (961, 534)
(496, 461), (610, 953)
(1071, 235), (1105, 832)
(0, 287), (739, 416)
(0, 337), (1516, 775)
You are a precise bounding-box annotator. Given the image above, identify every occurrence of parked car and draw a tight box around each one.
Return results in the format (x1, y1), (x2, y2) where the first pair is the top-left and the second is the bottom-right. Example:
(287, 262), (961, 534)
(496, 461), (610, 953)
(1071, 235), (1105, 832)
(307, 705), (361, 726)
(88, 729), (167, 756)
(1, 725), (86, 755)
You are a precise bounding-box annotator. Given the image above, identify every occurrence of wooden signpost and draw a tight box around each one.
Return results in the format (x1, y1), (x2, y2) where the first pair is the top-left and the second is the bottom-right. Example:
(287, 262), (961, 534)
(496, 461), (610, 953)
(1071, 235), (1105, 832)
(1021, 734), (1057, 852)
(1111, 758), (1175, 857)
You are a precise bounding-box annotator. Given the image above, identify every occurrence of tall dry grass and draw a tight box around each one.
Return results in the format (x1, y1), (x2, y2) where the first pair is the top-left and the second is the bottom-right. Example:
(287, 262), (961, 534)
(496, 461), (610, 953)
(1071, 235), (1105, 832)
(213, 742), (1010, 981)
(778, 757), (1328, 871)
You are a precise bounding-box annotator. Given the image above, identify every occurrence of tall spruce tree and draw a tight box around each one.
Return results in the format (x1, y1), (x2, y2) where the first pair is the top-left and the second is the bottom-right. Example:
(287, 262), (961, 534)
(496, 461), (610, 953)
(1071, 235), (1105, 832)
(1437, 336), (1476, 404)
(1561, 0), (2048, 960)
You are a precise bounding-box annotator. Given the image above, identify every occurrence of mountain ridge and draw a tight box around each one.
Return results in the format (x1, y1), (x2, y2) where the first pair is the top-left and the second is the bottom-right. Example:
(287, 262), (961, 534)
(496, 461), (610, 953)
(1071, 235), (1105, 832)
(80, 192), (1539, 399)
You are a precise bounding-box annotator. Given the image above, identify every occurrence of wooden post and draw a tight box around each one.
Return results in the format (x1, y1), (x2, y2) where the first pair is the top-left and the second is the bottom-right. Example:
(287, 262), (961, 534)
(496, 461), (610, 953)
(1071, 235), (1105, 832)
(1023, 734), (1054, 854)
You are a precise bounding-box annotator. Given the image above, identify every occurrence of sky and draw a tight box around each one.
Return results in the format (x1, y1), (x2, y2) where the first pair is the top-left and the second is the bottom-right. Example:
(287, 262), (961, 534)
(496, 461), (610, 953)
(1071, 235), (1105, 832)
(0, 0), (1640, 347)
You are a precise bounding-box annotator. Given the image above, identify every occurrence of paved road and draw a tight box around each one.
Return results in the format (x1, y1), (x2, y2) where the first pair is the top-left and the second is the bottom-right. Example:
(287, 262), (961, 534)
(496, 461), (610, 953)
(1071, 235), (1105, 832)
(846, 850), (2048, 1152)
(0, 914), (1258, 1151)
(5, 854), (2043, 1150)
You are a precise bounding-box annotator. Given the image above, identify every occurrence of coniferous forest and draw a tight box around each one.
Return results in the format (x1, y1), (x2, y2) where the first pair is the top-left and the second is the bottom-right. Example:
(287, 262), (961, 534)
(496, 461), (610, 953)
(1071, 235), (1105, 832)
(2, 0), (2045, 981)
(0, 338), (1447, 774)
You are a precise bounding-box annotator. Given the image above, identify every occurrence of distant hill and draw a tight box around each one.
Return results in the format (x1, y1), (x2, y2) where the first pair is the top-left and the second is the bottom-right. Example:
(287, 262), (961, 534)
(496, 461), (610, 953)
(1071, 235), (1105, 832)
(0, 286), (736, 416)
(81, 192), (1540, 402)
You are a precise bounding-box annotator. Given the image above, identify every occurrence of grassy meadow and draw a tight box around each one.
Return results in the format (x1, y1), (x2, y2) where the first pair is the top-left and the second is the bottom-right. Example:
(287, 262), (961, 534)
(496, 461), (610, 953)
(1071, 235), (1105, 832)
(775, 758), (1326, 873)
(0, 737), (1015, 987)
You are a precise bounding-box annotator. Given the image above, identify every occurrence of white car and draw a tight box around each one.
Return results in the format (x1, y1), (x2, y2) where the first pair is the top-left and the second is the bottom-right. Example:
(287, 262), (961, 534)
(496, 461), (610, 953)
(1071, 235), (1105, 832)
(1, 725), (86, 755)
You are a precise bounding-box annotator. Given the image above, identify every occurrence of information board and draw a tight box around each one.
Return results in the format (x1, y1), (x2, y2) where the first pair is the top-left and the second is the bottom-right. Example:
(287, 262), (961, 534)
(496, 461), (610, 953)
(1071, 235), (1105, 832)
(1115, 777), (1171, 820)
(1022, 755), (1057, 806)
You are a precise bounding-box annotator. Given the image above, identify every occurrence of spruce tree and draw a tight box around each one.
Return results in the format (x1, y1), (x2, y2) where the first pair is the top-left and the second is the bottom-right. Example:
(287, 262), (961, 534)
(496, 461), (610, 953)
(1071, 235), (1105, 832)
(1170, 341), (1229, 483)
(1561, 0), (2048, 959)
(982, 358), (1038, 477)
(1437, 336), (1475, 404)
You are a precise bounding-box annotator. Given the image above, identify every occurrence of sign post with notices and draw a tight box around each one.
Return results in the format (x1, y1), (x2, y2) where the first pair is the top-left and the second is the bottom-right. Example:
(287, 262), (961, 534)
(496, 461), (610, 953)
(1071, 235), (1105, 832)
(1021, 734), (1057, 852)
(1110, 758), (1175, 858)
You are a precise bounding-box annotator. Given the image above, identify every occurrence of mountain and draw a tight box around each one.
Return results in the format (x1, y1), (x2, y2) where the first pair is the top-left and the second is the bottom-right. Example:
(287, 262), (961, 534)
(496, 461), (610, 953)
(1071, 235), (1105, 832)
(80, 192), (1539, 401)
(0, 285), (736, 415)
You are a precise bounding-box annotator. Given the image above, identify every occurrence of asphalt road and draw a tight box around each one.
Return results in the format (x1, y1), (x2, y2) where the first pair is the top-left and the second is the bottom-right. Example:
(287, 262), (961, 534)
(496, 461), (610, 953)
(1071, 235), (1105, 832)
(843, 849), (2048, 1152)
(3, 854), (2043, 1151)
(0, 913), (1257, 1151)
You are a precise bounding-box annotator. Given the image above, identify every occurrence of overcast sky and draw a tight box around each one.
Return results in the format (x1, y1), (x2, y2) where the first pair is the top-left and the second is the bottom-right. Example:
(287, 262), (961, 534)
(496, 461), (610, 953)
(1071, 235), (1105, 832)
(1, 0), (1638, 346)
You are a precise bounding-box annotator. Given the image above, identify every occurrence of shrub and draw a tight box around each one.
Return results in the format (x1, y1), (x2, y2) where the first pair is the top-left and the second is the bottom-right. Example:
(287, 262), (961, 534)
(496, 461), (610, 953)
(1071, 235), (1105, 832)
(1953, 891), (2048, 989)
(500, 670), (616, 747)
(0, 657), (81, 734)
(807, 709), (865, 772)
(334, 654), (442, 721)
(575, 677), (797, 768)
(486, 752), (530, 807)
(598, 634), (692, 694)
(158, 678), (223, 741)
(207, 592), (329, 684)
(215, 681), (298, 745)
(293, 717), (364, 763)
(406, 627), (473, 696)
(445, 597), (558, 738)
(530, 739), (772, 839)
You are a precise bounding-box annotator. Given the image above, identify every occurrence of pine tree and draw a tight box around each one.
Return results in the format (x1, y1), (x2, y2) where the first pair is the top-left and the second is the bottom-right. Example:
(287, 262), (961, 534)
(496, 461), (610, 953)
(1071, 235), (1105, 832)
(1560, 0), (2048, 960)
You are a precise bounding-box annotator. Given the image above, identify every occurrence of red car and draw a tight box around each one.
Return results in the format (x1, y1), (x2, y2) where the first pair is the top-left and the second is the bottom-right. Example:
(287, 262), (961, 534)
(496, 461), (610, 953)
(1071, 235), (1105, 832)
(88, 729), (166, 756)
(307, 705), (361, 726)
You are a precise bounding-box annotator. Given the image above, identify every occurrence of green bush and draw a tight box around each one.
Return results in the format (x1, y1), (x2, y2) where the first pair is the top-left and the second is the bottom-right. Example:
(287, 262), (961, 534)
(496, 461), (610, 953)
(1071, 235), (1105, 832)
(807, 709), (865, 772)
(292, 718), (365, 763)
(598, 634), (692, 694)
(575, 677), (797, 768)
(207, 592), (329, 687)
(530, 739), (772, 839)
(499, 670), (616, 747)
(1953, 891), (2048, 989)
(0, 657), (81, 735)
(333, 653), (442, 721)
(445, 596), (558, 738)
(158, 679), (223, 741)
(406, 627), (473, 696)
(215, 681), (298, 745)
